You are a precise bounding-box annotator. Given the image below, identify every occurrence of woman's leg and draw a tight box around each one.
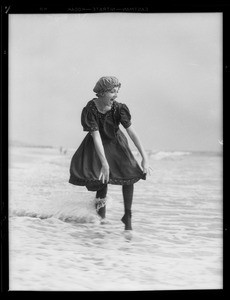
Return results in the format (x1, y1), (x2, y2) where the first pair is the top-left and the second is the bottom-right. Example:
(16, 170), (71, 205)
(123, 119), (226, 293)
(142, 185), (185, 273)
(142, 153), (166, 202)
(121, 184), (134, 230)
(95, 184), (108, 219)
(96, 184), (108, 199)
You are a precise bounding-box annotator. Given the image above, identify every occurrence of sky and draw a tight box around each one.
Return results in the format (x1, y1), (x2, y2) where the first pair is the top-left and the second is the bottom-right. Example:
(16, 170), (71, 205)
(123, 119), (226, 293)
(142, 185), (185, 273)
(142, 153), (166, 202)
(9, 13), (222, 151)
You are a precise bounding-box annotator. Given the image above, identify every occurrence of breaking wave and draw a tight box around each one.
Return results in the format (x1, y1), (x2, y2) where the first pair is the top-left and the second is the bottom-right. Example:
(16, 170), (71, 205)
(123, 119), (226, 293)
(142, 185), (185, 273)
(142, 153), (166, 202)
(10, 195), (113, 224)
(10, 208), (98, 224)
(149, 151), (191, 160)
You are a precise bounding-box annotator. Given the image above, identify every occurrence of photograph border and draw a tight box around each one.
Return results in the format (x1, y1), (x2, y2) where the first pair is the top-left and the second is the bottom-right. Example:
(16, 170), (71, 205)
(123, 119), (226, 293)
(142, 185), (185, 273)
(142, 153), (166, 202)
(1, 1), (228, 296)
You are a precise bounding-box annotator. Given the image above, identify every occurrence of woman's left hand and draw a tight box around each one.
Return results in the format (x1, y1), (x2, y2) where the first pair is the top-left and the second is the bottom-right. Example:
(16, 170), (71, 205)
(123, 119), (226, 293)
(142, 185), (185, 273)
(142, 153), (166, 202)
(141, 158), (152, 176)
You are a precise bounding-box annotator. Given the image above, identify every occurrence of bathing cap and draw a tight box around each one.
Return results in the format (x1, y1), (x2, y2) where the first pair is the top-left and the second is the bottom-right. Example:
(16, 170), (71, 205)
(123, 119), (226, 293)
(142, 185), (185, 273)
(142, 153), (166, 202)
(93, 76), (121, 95)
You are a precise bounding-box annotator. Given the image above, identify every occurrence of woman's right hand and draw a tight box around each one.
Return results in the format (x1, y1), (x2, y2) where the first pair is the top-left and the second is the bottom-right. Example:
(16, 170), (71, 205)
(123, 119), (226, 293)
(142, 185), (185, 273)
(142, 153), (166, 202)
(99, 163), (110, 184)
(141, 158), (152, 176)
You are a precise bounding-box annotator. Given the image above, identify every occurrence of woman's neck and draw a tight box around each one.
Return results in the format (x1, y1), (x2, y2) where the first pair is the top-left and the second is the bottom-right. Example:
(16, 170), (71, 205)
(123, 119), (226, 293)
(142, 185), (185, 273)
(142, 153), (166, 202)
(93, 97), (112, 113)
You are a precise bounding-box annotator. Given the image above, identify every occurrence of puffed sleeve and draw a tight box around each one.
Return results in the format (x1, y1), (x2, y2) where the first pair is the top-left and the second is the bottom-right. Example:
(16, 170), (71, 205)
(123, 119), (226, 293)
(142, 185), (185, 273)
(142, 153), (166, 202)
(81, 107), (99, 132)
(120, 104), (132, 129)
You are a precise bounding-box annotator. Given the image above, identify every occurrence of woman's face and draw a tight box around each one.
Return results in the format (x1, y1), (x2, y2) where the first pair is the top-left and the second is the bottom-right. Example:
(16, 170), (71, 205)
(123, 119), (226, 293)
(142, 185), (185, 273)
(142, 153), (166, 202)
(102, 87), (119, 106)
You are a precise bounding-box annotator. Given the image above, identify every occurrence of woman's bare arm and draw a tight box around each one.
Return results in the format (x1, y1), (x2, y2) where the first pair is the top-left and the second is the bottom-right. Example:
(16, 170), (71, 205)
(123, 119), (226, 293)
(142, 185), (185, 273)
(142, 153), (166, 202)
(126, 126), (147, 159)
(91, 131), (110, 183)
(126, 125), (150, 174)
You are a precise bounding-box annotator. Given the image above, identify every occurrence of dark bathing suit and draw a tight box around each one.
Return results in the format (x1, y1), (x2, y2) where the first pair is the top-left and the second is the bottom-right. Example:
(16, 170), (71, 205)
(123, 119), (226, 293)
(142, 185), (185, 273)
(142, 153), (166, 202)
(69, 99), (146, 191)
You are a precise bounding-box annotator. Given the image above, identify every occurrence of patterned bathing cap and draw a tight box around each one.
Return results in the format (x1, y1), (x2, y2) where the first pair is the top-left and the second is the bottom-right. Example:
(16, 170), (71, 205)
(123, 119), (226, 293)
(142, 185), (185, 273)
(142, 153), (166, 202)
(93, 76), (121, 95)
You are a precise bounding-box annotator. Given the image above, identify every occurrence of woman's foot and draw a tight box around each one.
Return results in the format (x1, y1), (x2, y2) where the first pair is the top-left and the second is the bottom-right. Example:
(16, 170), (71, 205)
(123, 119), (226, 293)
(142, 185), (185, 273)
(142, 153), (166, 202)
(121, 209), (132, 230)
(100, 218), (110, 225)
(96, 205), (106, 219)
(96, 204), (110, 224)
(95, 197), (106, 219)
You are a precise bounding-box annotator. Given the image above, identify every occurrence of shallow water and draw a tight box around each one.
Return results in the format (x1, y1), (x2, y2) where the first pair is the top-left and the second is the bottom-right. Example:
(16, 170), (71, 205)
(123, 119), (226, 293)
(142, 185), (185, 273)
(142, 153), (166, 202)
(9, 146), (223, 291)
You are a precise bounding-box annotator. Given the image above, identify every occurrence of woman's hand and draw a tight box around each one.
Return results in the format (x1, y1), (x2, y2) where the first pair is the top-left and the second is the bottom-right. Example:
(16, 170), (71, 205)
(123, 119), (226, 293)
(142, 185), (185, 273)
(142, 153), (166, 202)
(91, 131), (110, 183)
(99, 163), (110, 184)
(141, 158), (152, 176)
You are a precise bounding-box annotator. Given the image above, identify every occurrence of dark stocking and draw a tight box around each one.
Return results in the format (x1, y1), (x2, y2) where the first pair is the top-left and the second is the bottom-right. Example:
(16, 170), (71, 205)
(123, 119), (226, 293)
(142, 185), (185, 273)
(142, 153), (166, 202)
(95, 184), (108, 219)
(121, 184), (134, 230)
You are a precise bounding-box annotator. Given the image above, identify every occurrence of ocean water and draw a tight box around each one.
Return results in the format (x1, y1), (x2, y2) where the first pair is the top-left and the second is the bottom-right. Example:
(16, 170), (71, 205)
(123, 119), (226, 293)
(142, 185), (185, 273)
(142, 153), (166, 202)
(8, 146), (223, 291)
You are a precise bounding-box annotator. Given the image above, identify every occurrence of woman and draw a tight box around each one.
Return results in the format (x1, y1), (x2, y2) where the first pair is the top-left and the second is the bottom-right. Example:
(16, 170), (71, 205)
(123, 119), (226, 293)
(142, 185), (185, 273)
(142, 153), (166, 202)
(69, 76), (151, 230)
